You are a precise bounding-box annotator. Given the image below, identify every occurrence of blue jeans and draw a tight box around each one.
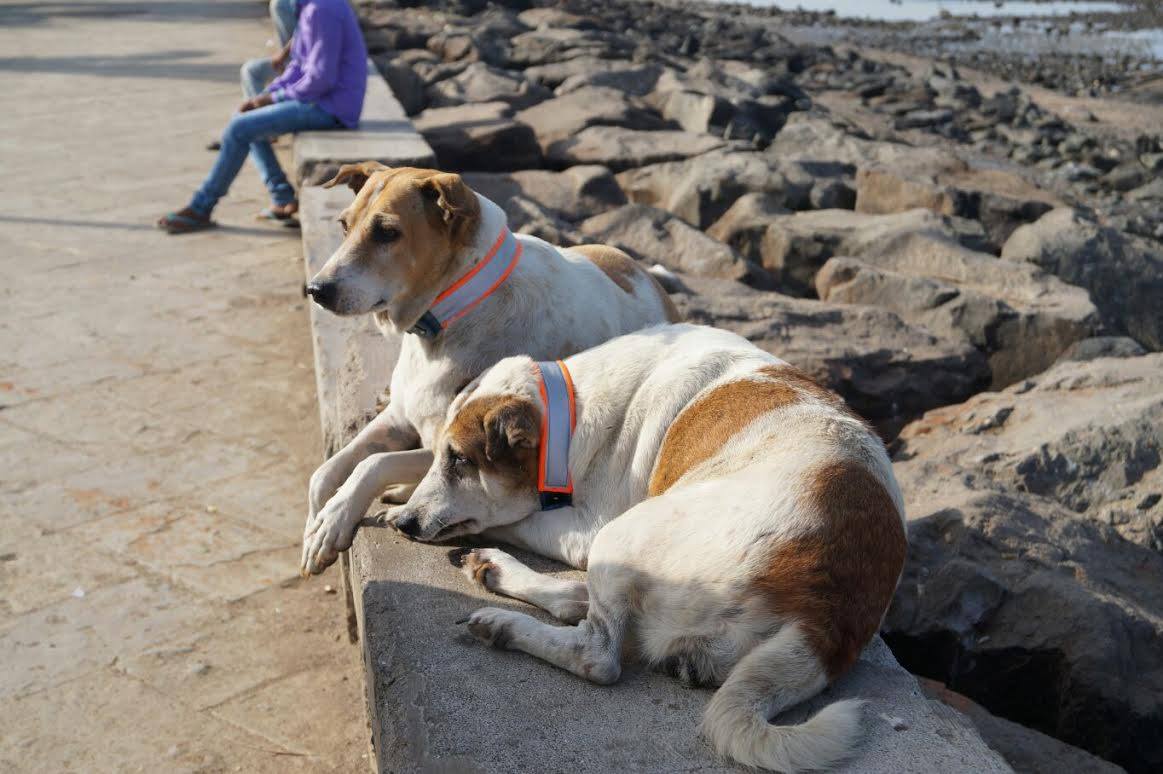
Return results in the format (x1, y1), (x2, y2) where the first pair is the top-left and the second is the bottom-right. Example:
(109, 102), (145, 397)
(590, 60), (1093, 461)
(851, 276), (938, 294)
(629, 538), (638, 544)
(241, 0), (298, 97)
(190, 100), (340, 216)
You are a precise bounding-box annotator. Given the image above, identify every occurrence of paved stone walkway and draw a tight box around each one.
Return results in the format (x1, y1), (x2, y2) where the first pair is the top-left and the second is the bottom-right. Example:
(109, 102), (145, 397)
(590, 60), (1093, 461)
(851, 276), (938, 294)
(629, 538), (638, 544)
(0, 2), (366, 771)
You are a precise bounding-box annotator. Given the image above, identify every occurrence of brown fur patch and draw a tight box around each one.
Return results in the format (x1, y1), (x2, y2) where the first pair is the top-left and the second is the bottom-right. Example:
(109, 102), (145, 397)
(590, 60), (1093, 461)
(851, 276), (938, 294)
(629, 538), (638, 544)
(752, 461), (906, 680)
(572, 244), (682, 322)
(445, 394), (539, 490)
(756, 364), (867, 426)
(337, 166), (482, 305)
(648, 367), (842, 497)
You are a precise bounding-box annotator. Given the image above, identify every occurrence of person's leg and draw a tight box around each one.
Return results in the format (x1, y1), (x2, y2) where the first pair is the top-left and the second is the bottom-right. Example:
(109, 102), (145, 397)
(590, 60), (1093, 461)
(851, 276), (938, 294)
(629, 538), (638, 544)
(188, 100), (339, 217)
(240, 57), (276, 99)
(270, 0), (297, 47)
(246, 101), (340, 209)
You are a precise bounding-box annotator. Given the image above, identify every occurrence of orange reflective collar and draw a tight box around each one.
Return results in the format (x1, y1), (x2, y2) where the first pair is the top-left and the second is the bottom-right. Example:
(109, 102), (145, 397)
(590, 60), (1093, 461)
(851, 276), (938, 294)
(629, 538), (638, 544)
(409, 228), (523, 338)
(533, 360), (576, 511)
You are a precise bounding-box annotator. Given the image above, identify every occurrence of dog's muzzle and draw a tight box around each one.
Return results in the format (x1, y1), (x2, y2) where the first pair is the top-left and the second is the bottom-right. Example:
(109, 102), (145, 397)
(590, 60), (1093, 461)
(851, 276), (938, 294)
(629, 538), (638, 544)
(305, 280), (339, 312)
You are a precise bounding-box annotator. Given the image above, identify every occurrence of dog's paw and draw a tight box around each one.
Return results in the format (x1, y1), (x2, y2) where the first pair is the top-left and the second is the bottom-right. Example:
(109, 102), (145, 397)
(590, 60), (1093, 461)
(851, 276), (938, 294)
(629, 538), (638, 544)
(300, 507), (356, 577)
(448, 547), (509, 591)
(460, 607), (516, 648)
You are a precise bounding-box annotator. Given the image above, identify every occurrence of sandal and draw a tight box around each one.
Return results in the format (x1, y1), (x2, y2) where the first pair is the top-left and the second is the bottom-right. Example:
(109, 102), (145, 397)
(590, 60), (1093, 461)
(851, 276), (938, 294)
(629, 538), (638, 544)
(157, 210), (214, 234)
(257, 202), (299, 222)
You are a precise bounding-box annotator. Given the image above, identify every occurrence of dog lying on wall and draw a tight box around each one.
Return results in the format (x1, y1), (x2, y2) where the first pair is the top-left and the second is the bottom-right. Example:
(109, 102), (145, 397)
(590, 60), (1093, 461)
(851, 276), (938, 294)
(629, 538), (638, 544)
(391, 324), (908, 773)
(301, 162), (677, 576)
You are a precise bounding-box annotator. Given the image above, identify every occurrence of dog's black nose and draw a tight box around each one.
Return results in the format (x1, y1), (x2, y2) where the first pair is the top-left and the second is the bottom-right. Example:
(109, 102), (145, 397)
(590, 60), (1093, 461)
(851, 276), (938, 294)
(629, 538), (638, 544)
(305, 281), (338, 311)
(393, 511), (422, 539)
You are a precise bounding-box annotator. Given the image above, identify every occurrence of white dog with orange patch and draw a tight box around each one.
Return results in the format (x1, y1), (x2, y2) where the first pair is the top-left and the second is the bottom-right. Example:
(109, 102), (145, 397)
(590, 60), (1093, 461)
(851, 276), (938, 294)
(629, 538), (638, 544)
(391, 324), (908, 772)
(300, 163), (676, 576)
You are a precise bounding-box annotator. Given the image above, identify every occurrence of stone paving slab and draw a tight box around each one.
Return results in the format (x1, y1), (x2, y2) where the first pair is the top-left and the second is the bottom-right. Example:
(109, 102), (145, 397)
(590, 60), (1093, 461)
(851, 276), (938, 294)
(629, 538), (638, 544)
(0, 1), (367, 770)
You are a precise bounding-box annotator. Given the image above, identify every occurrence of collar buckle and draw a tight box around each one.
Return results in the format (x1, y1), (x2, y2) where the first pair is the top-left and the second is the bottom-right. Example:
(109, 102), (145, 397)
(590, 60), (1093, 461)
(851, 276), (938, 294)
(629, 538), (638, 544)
(408, 311), (442, 339)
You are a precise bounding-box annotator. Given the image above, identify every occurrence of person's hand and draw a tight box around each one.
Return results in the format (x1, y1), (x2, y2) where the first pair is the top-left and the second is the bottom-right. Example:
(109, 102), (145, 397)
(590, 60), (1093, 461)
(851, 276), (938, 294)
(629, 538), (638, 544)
(272, 41), (292, 74)
(239, 92), (274, 113)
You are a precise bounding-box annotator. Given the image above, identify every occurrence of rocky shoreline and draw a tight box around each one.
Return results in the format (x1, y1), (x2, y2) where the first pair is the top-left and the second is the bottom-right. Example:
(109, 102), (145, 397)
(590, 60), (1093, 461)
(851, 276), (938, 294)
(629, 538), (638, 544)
(351, 0), (1162, 770)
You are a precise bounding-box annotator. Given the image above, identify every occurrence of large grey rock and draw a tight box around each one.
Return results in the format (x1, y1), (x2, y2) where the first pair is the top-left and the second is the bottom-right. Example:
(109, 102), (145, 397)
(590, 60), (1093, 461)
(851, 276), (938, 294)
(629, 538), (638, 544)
(1002, 208), (1163, 351)
(506, 27), (632, 67)
(616, 150), (813, 229)
(427, 62), (551, 110)
(555, 62), (666, 98)
(768, 113), (946, 169)
(918, 679), (1125, 774)
(544, 126), (728, 172)
(514, 86), (667, 150)
(855, 159), (1059, 250)
(374, 56), (429, 116)
(672, 275), (989, 431)
(705, 192), (789, 272)
(413, 102), (542, 171)
(741, 208), (985, 298)
(578, 205), (759, 284)
(893, 353), (1163, 552)
(523, 55), (634, 88)
(802, 211), (1098, 386)
(887, 356), (1163, 771)
(463, 166), (626, 224)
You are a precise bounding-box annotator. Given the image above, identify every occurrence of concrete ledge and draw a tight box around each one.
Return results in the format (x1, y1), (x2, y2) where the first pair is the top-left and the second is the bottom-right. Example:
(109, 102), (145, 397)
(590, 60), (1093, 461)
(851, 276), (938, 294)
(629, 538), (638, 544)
(297, 69), (1012, 773)
(294, 60), (435, 184)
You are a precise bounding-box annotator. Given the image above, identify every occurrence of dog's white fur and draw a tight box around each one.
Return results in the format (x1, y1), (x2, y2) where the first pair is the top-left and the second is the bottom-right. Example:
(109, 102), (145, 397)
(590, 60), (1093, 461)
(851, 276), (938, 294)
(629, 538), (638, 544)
(301, 174), (672, 575)
(395, 324), (907, 772)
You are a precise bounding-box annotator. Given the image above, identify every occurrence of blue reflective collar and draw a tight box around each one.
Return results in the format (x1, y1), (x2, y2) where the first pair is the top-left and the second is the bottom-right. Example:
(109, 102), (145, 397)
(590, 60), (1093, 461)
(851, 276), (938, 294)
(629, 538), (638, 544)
(533, 360), (576, 511)
(407, 227), (522, 339)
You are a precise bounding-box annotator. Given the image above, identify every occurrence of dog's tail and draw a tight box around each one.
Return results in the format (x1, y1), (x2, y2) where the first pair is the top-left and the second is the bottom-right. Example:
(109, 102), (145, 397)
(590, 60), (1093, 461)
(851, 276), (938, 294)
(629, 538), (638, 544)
(700, 624), (864, 772)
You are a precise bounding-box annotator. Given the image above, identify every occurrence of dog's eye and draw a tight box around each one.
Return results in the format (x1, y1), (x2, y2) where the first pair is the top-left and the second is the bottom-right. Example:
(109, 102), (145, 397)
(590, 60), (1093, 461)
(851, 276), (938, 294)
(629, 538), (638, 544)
(372, 223), (401, 244)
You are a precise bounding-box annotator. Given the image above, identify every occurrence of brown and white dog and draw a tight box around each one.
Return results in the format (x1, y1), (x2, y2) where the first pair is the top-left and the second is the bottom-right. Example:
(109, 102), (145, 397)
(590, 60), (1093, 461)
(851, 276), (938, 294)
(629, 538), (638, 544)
(300, 163), (677, 576)
(391, 324), (908, 772)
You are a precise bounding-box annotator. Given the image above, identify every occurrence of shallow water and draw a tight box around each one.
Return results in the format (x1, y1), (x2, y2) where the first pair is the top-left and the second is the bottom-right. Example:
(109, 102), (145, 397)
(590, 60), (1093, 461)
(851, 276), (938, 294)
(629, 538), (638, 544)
(747, 0), (1126, 23)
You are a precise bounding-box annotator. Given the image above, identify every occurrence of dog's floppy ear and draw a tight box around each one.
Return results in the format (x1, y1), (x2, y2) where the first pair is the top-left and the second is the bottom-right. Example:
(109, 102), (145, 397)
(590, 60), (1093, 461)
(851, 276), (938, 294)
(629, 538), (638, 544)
(483, 398), (538, 463)
(419, 172), (481, 249)
(322, 161), (390, 194)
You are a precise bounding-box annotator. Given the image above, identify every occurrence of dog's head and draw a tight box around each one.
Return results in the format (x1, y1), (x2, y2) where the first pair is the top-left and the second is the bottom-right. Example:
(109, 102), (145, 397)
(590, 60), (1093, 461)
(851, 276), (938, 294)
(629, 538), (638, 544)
(392, 358), (543, 542)
(306, 163), (481, 321)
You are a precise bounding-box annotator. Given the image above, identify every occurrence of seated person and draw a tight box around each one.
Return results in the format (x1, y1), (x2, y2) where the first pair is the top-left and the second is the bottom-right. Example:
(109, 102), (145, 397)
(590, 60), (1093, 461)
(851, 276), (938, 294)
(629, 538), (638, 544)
(241, 0), (298, 101)
(160, 0), (367, 233)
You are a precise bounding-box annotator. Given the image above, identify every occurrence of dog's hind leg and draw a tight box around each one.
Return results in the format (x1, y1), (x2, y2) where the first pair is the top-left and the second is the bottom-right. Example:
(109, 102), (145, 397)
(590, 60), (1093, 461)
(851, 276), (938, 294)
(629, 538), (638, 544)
(462, 601), (625, 685)
(449, 547), (589, 623)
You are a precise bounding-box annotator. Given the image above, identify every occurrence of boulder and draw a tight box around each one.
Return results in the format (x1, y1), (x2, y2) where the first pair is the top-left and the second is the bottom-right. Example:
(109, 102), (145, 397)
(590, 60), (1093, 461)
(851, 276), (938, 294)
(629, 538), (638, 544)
(514, 86), (667, 150)
(1002, 208), (1163, 351)
(501, 195), (584, 246)
(918, 679), (1125, 774)
(555, 62), (666, 98)
(462, 166), (626, 223)
(413, 102), (542, 172)
(768, 113), (947, 169)
(577, 205), (760, 284)
(788, 211), (1098, 386)
(506, 27), (631, 67)
(741, 208), (986, 298)
(427, 62), (551, 109)
(886, 356), (1163, 771)
(705, 193), (789, 271)
(544, 127), (728, 172)
(672, 275), (990, 431)
(856, 161), (1059, 249)
(893, 353), (1163, 553)
(373, 57), (429, 116)
(523, 56), (635, 88)
(615, 150), (813, 229)
(1056, 336), (1147, 363)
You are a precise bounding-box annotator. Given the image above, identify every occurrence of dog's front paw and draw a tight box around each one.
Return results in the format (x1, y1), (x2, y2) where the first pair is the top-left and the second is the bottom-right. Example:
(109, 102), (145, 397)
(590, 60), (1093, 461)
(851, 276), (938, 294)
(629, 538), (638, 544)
(461, 607), (517, 648)
(448, 547), (506, 591)
(300, 504), (357, 577)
